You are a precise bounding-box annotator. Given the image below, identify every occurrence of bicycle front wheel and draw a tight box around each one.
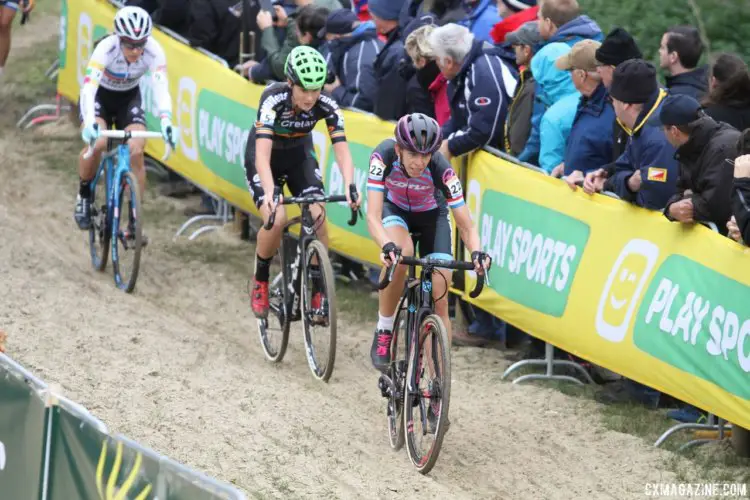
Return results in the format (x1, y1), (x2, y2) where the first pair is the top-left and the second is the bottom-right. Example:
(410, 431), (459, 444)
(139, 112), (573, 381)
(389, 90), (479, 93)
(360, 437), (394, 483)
(88, 171), (110, 272)
(404, 313), (451, 475)
(301, 239), (337, 382)
(112, 171), (142, 293)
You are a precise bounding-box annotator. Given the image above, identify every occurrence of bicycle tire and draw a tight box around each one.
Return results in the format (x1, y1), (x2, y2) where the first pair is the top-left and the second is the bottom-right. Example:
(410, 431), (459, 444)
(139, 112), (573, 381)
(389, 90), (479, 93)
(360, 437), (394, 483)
(88, 168), (110, 272)
(112, 171), (142, 293)
(387, 294), (408, 451)
(404, 313), (451, 475)
(301, 239), (337, 382)
(258, 244), (291, 363)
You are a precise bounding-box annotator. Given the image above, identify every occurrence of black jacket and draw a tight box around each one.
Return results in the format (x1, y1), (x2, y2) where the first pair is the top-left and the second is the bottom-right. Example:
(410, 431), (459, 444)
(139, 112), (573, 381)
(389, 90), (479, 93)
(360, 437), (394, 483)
(666, 66), (709, 101)
(732, 177), (750, 243)
(664, 116), (740, 233)
(188, 0), (241, 67)
(705, 103), (750, 133)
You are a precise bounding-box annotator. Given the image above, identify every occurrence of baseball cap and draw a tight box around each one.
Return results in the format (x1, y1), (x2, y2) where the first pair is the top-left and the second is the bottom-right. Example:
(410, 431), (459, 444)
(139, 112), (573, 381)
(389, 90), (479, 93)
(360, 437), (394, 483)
(555, 39), (602, 72)
(506, 21), (542, 46)
(318, 9), (358, 38)
(659, 94), (703, 126)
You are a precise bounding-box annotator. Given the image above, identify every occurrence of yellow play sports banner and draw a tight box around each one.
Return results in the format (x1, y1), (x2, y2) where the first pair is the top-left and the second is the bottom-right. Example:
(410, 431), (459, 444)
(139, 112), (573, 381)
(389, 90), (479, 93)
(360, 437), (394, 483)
(56, 0), (384, 266)
(462, 150), (750, 429)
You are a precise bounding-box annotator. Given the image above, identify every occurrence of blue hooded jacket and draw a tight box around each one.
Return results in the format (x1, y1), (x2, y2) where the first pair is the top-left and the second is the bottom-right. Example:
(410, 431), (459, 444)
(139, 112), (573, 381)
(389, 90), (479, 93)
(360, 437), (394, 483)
(459, 0), (500, 43)
(518, 15), (603, 165)
(443, 39), (518, 157)
(563, 82), (615, 176)
(323, 21), (383, 112)
(610, 89), (680, 210)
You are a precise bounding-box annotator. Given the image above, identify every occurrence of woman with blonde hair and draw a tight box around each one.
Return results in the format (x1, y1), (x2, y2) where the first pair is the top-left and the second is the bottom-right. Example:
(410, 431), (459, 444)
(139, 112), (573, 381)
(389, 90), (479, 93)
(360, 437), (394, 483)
(405, 24), (451, 126)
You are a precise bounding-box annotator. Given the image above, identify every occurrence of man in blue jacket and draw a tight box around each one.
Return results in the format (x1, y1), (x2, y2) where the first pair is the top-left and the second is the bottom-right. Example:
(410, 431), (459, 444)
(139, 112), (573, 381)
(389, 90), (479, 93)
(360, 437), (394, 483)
(608, 60), (679, 210)
(556, 39), (614, 177)
(428, 23), (518, 160)
(460, 0), (500, 43)
(518, 0), (602, 165)
(320, 9), (383, 112)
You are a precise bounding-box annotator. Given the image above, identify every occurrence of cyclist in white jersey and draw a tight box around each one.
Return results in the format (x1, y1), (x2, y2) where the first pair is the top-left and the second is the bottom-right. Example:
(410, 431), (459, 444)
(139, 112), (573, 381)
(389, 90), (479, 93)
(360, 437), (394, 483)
(75, 6), (176, 239)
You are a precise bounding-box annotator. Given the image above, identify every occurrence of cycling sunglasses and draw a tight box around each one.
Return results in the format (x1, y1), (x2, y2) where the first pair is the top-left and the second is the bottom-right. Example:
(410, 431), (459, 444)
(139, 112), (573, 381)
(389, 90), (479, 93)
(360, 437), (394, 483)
(121, 38), (147, 50)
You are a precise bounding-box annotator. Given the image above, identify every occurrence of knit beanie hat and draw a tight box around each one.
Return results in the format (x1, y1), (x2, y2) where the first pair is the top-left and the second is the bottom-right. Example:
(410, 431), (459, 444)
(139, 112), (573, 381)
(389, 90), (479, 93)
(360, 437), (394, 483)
(368, 0), (402, 20)
(500, 0), (536, 13)
(595, 27), (643, 67)
(610, 59), (658, 104)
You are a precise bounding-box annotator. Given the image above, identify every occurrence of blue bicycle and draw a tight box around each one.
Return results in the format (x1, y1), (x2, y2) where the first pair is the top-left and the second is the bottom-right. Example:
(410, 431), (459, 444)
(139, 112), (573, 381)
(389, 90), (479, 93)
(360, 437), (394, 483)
(84, 129), (174, 293)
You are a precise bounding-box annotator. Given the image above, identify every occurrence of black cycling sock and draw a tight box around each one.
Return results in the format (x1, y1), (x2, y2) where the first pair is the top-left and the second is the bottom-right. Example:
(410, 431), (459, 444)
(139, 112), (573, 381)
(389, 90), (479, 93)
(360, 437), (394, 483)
(255, 254), (272, 282)
(79, 179), (91, 199)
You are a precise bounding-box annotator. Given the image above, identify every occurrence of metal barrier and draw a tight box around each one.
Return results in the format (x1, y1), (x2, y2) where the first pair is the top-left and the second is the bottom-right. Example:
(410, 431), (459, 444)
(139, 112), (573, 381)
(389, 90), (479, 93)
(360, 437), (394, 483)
(482, 146), (593, 385)
(173, 193), (234, 241)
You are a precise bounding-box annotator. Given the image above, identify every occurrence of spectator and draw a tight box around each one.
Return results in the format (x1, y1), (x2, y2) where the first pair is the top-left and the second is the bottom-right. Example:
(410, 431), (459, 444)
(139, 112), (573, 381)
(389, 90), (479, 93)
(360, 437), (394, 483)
(607, 60), (679, 210)
(729, 132), (750, 244)
(660, 94), (739, 235)
(247, 0), (343, 83)
(188, 0), (242, 67)
(397, 14), (441, 120)
(460, 0), (500, 43)
(533, 42), (580, 175)
(401, 0), (467, 28)
(370, 0), (410, 120)
(127, 0), (190, 36)
(702, 53), (750, 132)
(320, 9), (382, 112)
(428, 23), (518, 160)
(405, 24), (450, 125)
(503, 21), (542, 157)
(490, 0), (538, 44)
(521, 0), (602, 165)
(658, 25), (708, 100)
(556, 39), (614, 178)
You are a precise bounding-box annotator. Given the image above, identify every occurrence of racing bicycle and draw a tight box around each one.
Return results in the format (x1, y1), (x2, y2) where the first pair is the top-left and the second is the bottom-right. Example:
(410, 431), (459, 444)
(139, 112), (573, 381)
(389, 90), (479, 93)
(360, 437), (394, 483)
(84, 129), (174, 293)
(377, 249), (487, 474)
(256, 181), (360, 382)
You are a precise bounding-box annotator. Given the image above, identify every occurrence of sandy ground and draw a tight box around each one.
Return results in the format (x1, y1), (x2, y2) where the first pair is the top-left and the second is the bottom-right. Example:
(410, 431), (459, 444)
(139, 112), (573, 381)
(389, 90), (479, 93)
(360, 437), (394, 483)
(0, 15), (698, 500)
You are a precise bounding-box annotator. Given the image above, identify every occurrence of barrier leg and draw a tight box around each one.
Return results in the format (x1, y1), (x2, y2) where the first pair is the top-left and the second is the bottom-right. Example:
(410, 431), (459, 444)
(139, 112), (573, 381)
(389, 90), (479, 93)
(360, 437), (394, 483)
(16, 94), (72, 129)
(44, 59), (59, 80)
(501, 342), (595, 386)
(173, 197), (233, 241)
(654, 414), (731, 449)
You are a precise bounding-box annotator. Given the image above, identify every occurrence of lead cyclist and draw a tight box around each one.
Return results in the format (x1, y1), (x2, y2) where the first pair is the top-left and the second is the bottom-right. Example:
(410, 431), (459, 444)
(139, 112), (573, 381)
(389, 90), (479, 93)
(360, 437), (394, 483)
(366, 113), (491, 372)
(75, 6), (176, 243)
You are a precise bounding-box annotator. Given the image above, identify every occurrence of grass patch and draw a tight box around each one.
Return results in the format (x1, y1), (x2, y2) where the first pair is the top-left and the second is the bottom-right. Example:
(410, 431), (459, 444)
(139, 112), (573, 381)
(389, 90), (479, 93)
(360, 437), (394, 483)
(2, 37), (59, 112)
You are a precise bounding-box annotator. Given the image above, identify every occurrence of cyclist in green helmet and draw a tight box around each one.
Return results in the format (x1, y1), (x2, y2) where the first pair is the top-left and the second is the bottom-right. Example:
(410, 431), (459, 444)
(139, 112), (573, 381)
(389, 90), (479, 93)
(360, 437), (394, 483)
(245, 45), (360, 319)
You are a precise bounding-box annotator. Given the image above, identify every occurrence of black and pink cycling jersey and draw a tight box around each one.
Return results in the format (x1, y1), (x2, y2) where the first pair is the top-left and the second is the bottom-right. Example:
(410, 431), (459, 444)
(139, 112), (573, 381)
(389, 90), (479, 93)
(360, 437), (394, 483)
(366, 138), (465, 212)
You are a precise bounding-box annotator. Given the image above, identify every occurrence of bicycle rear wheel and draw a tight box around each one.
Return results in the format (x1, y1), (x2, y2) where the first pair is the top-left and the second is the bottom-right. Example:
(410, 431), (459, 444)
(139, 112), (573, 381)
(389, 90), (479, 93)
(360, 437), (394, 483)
(257, 245), (291, 363)
(386, 295), (408, 451)
(301, 239), (337, 382)
(88, 169), (110, 272)
(112, 171), (142, 293)
(404, 313), (451, 475)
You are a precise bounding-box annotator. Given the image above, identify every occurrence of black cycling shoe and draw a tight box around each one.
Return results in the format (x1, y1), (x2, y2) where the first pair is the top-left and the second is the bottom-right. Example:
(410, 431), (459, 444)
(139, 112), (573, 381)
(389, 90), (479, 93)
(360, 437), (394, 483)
(74, 195), (91, 230)
(370, 328), (393, 372)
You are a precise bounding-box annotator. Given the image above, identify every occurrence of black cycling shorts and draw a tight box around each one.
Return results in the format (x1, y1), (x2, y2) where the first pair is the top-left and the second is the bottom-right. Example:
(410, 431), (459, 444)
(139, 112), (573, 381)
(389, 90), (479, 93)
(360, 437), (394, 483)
(382, 200), (453, 260)
(244, 131), (325, 209)
(79, 86), (146, 130)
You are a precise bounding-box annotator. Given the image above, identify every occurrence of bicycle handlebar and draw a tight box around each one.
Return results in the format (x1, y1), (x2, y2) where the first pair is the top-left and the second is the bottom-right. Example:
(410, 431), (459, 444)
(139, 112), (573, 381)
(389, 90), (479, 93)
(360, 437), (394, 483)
(262, 183), (361, 230)
(82, 129), (176, 162)
(377, 252), (488, 299)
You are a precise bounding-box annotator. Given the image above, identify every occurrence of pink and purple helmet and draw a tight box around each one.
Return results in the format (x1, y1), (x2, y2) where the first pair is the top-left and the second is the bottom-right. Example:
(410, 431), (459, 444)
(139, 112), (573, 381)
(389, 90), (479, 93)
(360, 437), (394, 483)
(394, 113), (443, 155)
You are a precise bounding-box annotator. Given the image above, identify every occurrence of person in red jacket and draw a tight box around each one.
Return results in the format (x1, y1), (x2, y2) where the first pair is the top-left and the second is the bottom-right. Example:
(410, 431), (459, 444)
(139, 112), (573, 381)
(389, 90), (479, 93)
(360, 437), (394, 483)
(405, 24), (451, 125)
(490, 0), (538, 44)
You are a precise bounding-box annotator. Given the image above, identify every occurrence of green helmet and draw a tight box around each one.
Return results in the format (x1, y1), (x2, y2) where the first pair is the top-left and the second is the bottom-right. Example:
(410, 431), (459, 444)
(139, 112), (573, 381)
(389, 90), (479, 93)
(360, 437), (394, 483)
(285, 46), (327, 90)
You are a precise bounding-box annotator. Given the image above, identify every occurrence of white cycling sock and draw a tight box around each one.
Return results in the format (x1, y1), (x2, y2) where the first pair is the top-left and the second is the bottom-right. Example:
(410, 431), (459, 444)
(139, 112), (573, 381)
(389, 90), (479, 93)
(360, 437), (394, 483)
(376, 313), (396, 332)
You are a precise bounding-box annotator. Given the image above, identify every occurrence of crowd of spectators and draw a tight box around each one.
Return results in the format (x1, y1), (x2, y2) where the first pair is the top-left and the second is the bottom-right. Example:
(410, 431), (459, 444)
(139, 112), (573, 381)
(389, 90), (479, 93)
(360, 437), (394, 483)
(128, 0), (750, 426)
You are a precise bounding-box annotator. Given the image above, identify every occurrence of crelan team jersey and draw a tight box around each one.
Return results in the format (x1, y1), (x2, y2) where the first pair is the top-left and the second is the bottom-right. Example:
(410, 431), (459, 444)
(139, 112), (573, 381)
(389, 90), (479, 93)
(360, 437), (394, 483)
(367, 138), (465, 212)
(79, 34), (172, 126)
(254, 82), (347, 149)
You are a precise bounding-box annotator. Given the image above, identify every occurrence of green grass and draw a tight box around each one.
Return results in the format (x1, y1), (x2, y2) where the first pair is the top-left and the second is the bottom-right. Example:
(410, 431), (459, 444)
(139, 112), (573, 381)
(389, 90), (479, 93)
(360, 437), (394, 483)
(2, 38), (59, 110)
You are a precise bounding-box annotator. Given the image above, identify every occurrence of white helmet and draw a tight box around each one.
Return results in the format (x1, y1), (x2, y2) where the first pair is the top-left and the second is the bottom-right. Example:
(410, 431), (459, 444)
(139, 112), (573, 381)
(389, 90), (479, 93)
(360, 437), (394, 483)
(114, 6), (152, 42)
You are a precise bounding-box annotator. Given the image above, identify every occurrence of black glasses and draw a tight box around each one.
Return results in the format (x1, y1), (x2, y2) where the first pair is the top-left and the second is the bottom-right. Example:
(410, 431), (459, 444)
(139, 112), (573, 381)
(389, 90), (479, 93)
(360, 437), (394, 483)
(121, 39), (146, 50)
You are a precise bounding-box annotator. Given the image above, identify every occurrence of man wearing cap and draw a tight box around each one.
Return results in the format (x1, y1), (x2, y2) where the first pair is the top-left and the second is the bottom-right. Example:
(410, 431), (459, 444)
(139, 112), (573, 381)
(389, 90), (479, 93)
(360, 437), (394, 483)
(556, 39), (615, 177)
(661, 94), (739, 233)
(605, 59), (679, 210)
(504, 21), (542, 157)
(320, 9), (383, 112)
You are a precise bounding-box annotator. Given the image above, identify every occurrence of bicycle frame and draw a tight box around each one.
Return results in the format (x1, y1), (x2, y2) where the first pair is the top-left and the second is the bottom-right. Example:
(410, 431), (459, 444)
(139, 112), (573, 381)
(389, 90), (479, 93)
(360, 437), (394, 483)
(90, 140), (132, 268)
